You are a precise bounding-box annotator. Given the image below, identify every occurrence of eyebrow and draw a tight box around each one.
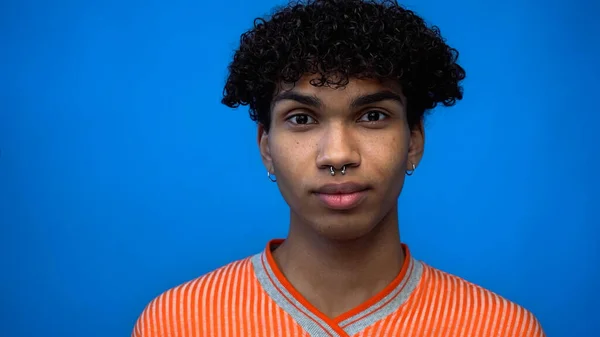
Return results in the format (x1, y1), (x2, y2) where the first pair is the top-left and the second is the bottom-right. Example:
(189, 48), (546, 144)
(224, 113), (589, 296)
(271, 90), (404, 109)
(271, 91), (322, 108)
(350, 90), (404, 108)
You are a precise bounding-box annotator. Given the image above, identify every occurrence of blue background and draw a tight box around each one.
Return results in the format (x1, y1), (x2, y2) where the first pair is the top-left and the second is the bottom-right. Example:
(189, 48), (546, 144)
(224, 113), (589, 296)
(1, 0), (599, 336)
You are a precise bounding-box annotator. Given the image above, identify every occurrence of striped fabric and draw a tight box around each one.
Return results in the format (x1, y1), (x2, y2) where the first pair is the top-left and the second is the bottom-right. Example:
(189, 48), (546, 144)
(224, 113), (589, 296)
(132, 240), (545, 336)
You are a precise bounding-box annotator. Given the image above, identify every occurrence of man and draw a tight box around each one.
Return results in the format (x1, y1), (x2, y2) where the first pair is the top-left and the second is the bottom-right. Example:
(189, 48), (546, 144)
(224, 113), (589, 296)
(132, 0), (545, 336)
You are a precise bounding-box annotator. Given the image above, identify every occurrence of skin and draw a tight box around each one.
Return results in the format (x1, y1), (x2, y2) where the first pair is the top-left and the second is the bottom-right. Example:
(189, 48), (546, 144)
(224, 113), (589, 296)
(258, 74), (425, 318)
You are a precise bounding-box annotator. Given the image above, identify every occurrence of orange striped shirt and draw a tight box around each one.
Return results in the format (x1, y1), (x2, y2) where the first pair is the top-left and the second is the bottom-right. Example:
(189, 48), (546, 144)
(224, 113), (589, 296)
(132, 240), (545, 336)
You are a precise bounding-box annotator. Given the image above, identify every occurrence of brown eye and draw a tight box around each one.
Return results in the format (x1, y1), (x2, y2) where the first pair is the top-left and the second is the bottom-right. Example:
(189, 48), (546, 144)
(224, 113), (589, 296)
(359, 110), (387, 122)
(288, 114), (315, 125)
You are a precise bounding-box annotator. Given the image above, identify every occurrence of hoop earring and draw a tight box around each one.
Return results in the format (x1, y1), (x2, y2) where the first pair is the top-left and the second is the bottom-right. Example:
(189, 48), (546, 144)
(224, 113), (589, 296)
(405, 163), (416, 176)
(267, 171), (277, 182)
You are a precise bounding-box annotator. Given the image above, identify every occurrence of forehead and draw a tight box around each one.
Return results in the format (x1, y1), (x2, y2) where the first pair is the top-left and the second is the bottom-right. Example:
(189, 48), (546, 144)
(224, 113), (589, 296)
(277, 74), (404, 100)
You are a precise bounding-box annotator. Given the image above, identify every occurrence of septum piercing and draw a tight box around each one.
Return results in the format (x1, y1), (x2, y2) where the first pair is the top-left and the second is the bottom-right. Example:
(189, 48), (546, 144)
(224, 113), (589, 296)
(329, 165), (346, 176)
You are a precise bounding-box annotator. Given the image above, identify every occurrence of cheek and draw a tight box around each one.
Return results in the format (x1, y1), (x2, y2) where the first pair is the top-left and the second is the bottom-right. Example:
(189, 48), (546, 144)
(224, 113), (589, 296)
(364, 135), (408, 177)
(269, 139), (313, 187)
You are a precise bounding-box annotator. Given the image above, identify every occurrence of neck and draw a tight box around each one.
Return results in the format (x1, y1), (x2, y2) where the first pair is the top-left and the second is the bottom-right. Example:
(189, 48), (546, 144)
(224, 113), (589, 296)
(272, 207), (405, 318)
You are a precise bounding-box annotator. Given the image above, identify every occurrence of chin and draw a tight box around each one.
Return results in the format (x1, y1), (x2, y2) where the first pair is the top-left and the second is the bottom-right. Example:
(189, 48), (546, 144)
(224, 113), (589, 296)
(311, 216), (379, 241)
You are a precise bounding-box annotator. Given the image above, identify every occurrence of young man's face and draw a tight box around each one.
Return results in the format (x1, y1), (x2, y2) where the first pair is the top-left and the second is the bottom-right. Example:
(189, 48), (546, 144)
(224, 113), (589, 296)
(259, 75), (424, 240)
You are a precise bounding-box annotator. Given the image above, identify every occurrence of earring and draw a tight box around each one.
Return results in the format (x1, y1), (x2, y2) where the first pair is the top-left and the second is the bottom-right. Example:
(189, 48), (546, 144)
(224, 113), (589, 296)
(267, 171), (277, 182)
(405, 163), (416, 176)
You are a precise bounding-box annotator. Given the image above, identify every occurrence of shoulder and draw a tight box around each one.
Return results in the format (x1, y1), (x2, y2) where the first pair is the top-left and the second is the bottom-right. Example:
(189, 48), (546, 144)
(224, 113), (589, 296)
(418, 262), (545, 337)
(131, 257), (255, 337)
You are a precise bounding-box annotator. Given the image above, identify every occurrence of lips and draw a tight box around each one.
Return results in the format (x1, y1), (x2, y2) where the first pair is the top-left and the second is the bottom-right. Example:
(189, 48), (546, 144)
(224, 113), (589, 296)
(314, 182), (369, 210)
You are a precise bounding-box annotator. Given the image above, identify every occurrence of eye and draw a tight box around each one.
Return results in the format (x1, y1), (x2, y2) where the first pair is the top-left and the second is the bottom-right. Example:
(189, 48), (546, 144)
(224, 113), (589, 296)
(358, 110), (388, 123)
(287, 114), (316, 125)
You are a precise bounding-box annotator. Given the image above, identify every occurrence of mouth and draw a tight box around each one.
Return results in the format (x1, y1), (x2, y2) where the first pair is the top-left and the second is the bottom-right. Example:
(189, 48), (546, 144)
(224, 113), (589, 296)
(313, 182), (369, 210)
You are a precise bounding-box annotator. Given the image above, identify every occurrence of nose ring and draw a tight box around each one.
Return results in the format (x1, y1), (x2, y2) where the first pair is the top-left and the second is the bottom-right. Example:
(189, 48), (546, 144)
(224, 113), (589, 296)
(329, 165), (347, 176)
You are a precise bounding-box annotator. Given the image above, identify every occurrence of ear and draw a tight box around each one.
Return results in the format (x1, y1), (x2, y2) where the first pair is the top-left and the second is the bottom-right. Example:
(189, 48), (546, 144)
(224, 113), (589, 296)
(257, 124), (274, 173)
(407, 120), (425, 171)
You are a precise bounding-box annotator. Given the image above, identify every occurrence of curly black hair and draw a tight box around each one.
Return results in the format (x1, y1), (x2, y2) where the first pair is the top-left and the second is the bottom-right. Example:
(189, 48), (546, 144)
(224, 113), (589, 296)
(221, 0), (466, 131)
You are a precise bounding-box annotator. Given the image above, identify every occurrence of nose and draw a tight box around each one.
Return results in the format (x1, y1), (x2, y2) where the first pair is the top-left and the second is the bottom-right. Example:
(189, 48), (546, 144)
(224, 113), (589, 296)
(315, 124), (361, 173)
